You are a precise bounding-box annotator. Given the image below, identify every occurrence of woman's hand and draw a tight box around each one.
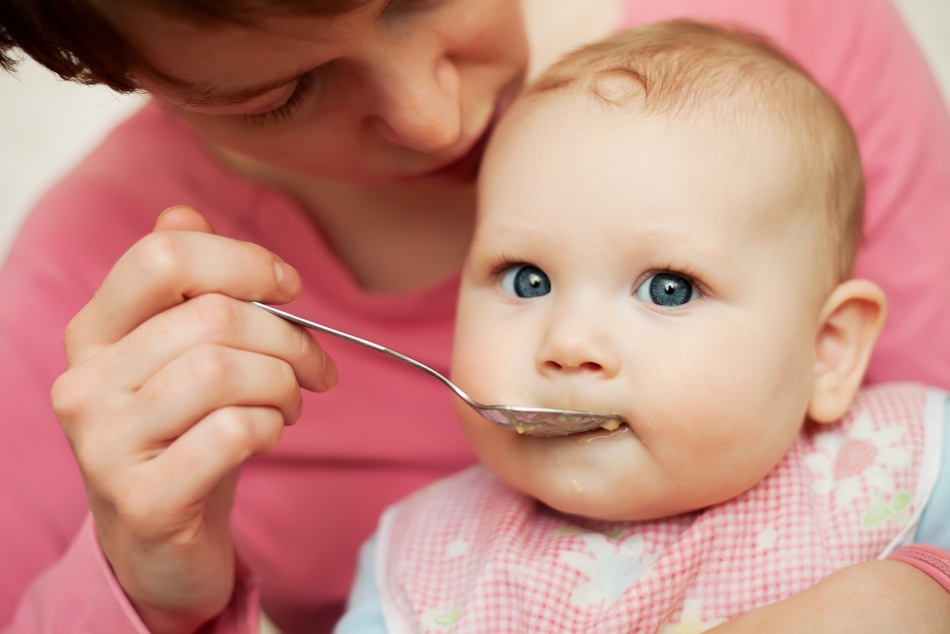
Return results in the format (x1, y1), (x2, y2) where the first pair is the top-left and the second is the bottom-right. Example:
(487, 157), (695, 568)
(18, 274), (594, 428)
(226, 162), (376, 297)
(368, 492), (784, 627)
(709, 558), (950, 633)
(50, 206), (336, 634)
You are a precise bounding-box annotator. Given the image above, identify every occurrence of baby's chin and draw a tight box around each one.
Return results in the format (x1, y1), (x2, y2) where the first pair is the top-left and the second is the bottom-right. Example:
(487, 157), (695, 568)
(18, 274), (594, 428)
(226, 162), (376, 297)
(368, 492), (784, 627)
(522, 465), (769, 524)
(517, 473), (686, 523)
(525, 474), (718, 523)
(478, 427), (665, 521)
(481, 426), (750, 523)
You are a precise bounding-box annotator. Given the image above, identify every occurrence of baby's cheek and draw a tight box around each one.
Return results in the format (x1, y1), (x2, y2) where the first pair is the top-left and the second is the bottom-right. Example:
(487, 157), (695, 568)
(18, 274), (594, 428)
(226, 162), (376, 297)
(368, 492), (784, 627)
(647, 411), (751, 475)
(458, 409), (527, 482)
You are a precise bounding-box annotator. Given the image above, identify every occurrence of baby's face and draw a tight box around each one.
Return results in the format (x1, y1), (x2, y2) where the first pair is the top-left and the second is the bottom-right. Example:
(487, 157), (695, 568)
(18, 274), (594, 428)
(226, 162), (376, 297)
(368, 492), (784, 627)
(452, 92), (825, 521)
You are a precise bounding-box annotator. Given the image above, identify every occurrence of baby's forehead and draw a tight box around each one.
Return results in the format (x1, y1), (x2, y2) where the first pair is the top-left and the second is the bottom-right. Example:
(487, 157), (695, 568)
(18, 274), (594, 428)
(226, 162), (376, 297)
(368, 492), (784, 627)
(494, 85), (811, 191)
(481, 22), (861, 289)
(482, 87), (839, 281)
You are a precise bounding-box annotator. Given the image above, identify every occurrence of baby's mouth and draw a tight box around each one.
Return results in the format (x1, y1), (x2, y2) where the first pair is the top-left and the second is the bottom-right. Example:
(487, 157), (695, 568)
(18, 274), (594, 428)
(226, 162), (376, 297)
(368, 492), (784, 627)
(503, 387), (627, 437)
(572, 421), (636, 444)
(500, 406), (625, 437)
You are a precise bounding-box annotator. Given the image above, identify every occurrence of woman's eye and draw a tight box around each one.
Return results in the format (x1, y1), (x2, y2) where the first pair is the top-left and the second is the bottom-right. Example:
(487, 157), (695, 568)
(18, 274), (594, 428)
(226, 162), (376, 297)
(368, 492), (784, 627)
(634, 272), (698, 307)
(499, 265), (551, 299)
(384, 0), (443, 15)
(244, 72), (319, 126)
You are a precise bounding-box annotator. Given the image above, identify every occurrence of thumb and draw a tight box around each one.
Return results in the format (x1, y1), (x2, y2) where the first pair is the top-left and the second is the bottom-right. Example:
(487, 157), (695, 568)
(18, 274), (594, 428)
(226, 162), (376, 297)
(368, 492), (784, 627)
(154, 205), (216, 234)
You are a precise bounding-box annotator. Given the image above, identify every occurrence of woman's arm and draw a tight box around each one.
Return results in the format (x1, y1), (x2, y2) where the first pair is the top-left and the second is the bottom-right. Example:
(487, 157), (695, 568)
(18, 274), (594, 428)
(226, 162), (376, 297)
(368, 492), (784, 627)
(0, 195), (308, 632)
(6, 517), (261, 633)
(710, 559), (950, 633)
(0, 182), (152, 631)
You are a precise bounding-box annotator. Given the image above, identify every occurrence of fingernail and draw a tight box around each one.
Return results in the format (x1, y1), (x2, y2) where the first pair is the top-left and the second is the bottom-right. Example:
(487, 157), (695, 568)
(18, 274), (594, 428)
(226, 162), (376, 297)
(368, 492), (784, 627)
(274, 261), (294, 295)
(319, 349), (339, 391)
(155, 205), (186, 226)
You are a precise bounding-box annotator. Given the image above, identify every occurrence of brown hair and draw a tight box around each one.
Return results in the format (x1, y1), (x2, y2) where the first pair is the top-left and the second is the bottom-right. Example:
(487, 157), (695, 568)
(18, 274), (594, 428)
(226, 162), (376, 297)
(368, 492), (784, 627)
(0, 0), (369, 92)
(527, 20), (864, 286)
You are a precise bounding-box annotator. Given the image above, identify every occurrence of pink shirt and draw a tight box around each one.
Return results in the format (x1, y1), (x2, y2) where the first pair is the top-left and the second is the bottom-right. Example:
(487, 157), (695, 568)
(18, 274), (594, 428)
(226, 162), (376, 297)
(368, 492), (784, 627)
(2, 0), (949, 631)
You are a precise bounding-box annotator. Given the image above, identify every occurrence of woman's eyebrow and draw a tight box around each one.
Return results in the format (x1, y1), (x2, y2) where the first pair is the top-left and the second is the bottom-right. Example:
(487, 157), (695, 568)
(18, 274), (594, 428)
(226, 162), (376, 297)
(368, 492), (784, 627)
(179, 72), (302, 108)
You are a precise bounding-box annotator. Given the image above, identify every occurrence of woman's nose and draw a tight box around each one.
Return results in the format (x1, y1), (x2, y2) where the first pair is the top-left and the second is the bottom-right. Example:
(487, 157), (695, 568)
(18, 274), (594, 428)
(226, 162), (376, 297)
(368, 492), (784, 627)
(368, 54), (462, 154)
(536, 306), (621, 379)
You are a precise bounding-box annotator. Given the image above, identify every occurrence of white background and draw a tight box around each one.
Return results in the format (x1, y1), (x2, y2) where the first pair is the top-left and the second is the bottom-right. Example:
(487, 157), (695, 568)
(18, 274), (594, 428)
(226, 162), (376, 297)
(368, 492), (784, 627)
(1, 0), (948, 259)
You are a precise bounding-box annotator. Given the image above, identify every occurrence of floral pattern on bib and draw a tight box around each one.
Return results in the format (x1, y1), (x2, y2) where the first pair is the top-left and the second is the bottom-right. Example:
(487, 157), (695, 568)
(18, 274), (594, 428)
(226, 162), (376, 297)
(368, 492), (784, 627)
(377, 384), (944, 633)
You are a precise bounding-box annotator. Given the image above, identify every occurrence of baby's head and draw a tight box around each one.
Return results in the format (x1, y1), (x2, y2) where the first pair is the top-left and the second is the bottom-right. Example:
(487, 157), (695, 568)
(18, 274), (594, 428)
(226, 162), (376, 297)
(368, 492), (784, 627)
(452, 21), (886, 521)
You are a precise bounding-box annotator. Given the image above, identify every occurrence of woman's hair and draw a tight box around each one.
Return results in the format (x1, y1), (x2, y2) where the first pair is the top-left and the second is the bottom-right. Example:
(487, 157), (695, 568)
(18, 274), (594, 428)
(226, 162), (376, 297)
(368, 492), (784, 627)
(0, 0), (369, 92)
(527, 20), (865, 286)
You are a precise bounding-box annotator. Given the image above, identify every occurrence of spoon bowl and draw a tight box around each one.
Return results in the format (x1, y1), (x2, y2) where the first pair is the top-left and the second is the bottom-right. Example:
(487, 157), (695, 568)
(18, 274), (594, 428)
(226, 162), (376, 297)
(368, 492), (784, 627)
(250, 302), (625, 436)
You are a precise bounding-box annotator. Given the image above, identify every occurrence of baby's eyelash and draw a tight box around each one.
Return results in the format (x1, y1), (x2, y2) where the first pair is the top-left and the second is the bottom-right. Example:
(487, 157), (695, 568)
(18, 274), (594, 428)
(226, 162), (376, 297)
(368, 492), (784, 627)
(488, 255), (534, 278)
(244, 73), (316, 127)
(642, 262), (710, 295)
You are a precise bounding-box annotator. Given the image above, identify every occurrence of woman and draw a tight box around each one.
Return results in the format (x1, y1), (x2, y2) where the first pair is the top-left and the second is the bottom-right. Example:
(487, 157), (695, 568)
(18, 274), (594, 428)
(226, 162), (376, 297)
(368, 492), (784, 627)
(1, 0), (949, 631)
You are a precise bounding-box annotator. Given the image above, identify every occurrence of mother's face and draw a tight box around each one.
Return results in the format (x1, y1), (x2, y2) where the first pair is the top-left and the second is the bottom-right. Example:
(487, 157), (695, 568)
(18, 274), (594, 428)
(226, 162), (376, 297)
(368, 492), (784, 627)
(114, 0), (528, 186)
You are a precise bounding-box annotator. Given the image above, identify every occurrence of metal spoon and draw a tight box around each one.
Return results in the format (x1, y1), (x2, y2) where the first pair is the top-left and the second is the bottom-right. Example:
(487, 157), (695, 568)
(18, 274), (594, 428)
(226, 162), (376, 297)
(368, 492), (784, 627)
(249, 302), (626, 437)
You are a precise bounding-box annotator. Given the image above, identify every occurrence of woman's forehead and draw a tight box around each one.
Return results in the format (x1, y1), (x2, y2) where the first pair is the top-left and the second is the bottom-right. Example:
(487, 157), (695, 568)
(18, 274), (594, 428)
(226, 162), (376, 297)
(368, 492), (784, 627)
(116, 2), (381, 96)
(97, 0), (374, 22)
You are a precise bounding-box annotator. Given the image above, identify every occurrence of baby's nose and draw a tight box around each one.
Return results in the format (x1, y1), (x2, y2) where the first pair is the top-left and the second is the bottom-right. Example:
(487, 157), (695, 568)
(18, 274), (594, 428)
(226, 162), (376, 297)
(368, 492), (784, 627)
(536, 310), (621, 379)
(544, 359), (605, 373)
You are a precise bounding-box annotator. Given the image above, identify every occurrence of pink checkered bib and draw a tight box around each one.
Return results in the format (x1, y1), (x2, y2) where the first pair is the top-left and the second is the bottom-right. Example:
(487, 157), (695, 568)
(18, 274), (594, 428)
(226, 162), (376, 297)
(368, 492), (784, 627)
(376, 383), (946, 633)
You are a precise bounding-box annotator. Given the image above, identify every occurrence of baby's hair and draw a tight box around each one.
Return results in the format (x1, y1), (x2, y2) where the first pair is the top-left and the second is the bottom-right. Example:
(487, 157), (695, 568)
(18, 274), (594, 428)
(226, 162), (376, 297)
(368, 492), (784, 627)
(0, 0), (370, 92)
(528, 20), (864, 287)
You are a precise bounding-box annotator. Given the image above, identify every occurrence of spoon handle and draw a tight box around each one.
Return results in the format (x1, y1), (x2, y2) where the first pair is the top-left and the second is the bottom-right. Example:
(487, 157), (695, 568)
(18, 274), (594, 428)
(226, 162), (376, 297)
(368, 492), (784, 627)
(248, 302), (470, 402)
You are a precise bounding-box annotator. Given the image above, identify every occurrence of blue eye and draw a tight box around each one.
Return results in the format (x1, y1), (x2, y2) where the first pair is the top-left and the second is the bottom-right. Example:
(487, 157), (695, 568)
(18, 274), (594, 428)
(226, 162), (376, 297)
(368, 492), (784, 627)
(634, 272), (697, 307)
(500, 265), (551, 298)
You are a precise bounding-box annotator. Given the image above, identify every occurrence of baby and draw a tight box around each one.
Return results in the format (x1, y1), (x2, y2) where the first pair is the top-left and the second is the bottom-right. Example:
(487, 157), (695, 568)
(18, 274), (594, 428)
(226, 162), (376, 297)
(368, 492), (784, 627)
(336, 20), (949, 633)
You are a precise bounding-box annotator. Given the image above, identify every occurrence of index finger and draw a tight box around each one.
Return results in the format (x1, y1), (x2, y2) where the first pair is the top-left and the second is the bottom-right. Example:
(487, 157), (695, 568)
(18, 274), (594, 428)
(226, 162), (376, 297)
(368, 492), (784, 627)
(67, 224), (302, 362)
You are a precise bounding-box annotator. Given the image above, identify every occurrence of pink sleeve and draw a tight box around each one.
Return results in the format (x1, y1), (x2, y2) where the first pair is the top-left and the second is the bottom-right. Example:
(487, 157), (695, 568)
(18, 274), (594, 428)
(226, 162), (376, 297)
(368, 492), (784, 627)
(0, 178), (260, 633)
(6, 517), (261, 633)
(789, 0), (950, 390)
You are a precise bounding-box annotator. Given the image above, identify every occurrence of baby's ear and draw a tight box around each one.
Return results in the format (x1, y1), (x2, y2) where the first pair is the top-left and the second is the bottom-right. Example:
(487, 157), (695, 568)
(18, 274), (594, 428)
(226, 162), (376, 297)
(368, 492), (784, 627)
(808, 279), (887, 424)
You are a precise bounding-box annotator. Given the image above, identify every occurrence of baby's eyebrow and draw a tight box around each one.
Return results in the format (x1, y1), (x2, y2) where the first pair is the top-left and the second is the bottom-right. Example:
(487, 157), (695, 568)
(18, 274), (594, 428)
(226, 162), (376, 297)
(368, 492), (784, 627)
(641, 231), (740, 270)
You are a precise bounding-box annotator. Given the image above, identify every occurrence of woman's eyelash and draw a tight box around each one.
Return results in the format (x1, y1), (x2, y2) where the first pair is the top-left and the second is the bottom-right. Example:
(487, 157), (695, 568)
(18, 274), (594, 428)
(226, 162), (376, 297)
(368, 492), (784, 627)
(381, 0), (440, 17)
(243, 73), (317, 127)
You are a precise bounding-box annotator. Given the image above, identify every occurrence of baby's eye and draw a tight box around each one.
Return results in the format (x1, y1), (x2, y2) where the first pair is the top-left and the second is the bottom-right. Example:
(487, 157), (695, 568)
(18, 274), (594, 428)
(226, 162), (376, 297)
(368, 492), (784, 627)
(634, 272), (699, 307)
(499, 265), (551, 299)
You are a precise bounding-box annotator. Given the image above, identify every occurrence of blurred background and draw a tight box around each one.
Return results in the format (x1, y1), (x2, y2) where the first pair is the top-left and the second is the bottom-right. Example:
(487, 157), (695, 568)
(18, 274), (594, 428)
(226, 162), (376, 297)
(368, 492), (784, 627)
(1, 0), (948, 259)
